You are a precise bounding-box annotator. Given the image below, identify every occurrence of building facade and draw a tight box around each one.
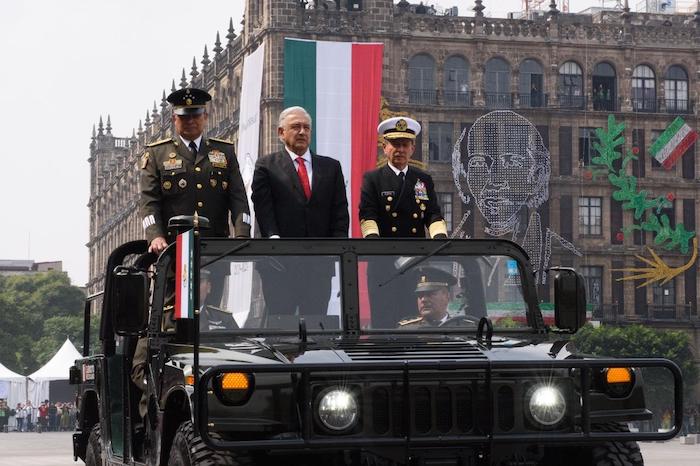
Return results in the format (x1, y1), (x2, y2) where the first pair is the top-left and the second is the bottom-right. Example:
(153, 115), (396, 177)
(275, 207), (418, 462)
(0, 260), (63, 277)
(88, 0), (700, 335)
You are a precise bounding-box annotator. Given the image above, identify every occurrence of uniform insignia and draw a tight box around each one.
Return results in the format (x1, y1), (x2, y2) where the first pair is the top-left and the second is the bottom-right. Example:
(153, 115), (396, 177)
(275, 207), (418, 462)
(381, 191), (395, 197)
(396, 119), (408, 131)
(208, 150), (228, 168)
(208, 137), (234, 145)
(222, 181), (228, 190)
(385, 205), (391, 211)
(163, 181), (172, 190)
(420, 204), (426, 211)
(163, 159), (183, 170)
(146, 138), (174, 147)
(178, 179), (187, 188)
(414, 180), (429, 200)
(398, 316), (423, 326)
(169, 152), (177, 159)
(186, 98), (193, 105)
(210, 179), (217, 188)
(141, 152), (149, 169)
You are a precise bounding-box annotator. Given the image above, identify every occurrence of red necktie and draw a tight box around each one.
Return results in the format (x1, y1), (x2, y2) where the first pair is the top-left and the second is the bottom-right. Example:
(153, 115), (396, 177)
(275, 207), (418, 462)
(296, 156), (311, 200)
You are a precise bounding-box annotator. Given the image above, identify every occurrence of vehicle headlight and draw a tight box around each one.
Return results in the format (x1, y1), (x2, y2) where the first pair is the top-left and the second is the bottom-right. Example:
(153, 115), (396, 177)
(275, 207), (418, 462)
(527, 384), (566, 427)
(316, 387), (359, 432)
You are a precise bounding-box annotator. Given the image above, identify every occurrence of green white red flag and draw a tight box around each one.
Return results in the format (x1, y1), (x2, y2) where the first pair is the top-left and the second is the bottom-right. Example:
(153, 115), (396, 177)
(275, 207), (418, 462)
(175, 229), (194, 319)
(283, 38), (384, 237)
(649, 117), (697, 170)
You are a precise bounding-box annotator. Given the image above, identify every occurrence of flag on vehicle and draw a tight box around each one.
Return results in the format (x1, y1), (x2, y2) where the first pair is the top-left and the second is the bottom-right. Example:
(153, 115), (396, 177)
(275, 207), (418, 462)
(283, 38), (384, 238)
(175, 229), (194, 319)
(649, 117), (697, 170)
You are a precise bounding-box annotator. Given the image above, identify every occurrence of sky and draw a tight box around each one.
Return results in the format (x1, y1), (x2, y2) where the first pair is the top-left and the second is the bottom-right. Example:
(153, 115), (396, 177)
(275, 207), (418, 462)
(0, 0), (633, 286)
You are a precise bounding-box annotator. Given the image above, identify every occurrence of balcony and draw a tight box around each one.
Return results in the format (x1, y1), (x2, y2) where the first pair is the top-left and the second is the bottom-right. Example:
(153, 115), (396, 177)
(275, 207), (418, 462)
(485, 92), (513, 109)
(592, 96), (619, 112)
(632, 97), (657, 113)
(557, 93), (586, 110)
(661, 98), (694, 115)
(443, 90), (473, 107)
(598, 303), (696, 323)
(408, 89), (437, 105)
(518, 93), (547, 108)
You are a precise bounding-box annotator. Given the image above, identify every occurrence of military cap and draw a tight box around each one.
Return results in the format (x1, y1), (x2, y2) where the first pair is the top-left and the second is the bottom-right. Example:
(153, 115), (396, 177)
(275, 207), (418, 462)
(415, 267), (457, 293)
(167, 87), (211, 115)
(378, 116), (421, 140)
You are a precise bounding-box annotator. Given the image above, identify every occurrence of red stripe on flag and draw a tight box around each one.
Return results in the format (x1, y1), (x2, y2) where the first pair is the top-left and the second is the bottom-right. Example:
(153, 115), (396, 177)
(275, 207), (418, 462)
(662, 130), (697, 170)
(350, 43), (383, 239)
(175, 237), (183, 318)
(351, 43), (383, 327)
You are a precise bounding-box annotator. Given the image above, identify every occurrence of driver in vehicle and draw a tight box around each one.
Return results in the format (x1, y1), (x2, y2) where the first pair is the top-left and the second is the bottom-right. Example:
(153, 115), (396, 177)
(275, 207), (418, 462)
(398, 267), (459, 328)
(198, 269), (237, 332)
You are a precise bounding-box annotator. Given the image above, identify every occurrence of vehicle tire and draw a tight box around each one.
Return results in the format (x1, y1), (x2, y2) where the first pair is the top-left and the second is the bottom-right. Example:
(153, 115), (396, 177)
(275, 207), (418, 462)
(84, 424), (103, 466)
(168, 421), (253, 466)
(590, 423), (644, 466)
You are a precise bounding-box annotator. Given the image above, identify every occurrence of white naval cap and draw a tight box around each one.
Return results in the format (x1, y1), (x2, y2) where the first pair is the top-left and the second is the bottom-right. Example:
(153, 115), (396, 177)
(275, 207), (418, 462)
(377, 117), (421, 140)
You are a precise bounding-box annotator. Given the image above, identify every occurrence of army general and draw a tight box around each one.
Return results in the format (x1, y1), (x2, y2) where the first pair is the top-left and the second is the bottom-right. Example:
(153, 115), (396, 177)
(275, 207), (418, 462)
(140, 87), (251, 253)
(359, 117), (447, 239)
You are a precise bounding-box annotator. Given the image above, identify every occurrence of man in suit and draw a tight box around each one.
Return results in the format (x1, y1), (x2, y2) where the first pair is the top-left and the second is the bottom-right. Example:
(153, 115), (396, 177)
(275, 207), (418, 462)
(251, 106), (349, 317)
(359, 117), (447, 239)
(140, 87), (251, 254)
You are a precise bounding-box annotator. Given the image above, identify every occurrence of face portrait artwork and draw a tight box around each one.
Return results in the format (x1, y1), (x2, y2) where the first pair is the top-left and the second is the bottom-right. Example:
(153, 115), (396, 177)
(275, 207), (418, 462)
(460, 111), (550, 235)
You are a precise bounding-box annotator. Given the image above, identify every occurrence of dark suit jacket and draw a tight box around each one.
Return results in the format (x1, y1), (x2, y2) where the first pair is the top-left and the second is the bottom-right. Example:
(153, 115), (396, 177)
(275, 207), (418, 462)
(251, 150), (349, 237)
(359, 164), (443, 238)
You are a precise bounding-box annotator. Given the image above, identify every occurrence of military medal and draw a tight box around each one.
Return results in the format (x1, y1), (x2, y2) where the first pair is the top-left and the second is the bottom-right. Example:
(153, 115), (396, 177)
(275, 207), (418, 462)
(208, 150), (228, 168)
(178, 179), (187, 188)
(414, 180), (429, 200)
(163, 159), (183, 170)
(222, 181), (228, 190)
(163, 180), (172, 190)
(210, 179), (217, 188)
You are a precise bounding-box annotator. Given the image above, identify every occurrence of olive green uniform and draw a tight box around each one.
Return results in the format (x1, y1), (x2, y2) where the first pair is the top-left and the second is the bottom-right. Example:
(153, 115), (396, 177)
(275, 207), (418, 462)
(139, 136), (251, 241)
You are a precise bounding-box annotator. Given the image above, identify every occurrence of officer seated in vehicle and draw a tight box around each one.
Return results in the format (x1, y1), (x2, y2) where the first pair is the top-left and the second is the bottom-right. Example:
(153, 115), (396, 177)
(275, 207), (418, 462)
(398, 267), (470, 328)
(198, 269), (237, 332)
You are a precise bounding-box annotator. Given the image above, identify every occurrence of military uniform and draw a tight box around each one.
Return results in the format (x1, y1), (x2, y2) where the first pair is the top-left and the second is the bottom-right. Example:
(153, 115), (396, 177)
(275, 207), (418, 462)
(139, 135), (250, 241)
(359, 164), (445, 238)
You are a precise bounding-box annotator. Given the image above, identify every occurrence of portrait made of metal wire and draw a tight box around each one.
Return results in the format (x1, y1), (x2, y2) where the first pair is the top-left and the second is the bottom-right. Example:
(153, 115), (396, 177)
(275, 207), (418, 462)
(452, 110), (581, 285)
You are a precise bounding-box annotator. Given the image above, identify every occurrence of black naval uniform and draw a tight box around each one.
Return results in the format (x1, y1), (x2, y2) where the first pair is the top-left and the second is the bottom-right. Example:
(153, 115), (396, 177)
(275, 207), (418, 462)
(359, 164), (444, 238)
(139, 136), (251, 241)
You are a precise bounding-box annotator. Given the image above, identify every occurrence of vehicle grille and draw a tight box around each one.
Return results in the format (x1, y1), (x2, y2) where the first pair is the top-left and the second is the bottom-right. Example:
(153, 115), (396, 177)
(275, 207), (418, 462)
(338, 339), (488, 362)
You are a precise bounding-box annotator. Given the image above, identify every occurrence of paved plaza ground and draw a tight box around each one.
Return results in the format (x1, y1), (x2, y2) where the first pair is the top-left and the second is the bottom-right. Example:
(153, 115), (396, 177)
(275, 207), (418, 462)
(0, 431), (697, 465)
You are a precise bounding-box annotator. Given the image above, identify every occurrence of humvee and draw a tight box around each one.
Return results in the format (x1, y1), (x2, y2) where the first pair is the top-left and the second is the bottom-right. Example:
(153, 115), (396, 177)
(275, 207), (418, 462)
(71, 221), (682, 465)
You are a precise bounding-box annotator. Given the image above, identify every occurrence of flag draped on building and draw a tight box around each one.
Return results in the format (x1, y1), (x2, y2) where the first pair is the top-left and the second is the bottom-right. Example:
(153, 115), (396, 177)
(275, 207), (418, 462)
(649, 116), (698, 170)
(283, 38), (384, 237)
(175, 229), (194, 319)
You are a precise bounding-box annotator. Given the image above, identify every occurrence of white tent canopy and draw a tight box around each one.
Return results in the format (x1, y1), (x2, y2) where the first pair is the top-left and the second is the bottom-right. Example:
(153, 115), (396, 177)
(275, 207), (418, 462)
(27, 338), (82, 404)
(0, 361), (26, 408)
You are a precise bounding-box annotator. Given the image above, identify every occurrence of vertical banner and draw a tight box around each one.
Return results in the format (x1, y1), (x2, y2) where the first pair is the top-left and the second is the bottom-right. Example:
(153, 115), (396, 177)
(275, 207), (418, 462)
(175, 229), (194, 320)
(231, 42), (265, 325)
(284, 38), (384, 237)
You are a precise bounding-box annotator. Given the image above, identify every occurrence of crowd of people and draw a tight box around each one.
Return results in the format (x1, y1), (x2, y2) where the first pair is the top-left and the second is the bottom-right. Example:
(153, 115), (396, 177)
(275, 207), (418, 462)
(0, 399), (77, 433)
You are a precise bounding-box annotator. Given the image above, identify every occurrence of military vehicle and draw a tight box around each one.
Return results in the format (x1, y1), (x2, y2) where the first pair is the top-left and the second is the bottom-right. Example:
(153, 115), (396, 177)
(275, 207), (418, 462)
(71, 220), (682, 465)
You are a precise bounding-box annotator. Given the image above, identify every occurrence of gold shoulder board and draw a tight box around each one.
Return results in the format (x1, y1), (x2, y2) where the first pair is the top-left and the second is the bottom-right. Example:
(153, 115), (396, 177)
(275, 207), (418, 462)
(146, 138), (175, 148)
(208, 137), (234, 145)
(398, 317), (423, 326)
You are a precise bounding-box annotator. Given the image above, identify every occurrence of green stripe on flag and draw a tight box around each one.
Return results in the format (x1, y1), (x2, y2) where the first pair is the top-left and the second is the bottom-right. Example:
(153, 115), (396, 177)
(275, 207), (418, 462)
(284, 39), (317, 151)
(649, 117), (685, 156)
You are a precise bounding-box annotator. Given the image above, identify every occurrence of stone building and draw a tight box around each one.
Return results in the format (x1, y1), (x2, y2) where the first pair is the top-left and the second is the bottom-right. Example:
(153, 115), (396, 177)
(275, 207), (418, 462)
(88, 0), (700, 335)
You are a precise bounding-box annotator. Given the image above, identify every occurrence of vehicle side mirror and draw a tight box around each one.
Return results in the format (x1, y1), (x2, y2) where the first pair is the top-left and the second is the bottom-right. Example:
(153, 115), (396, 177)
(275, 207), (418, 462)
(553, 267), (586, 332)
(112, 266), (149, 336)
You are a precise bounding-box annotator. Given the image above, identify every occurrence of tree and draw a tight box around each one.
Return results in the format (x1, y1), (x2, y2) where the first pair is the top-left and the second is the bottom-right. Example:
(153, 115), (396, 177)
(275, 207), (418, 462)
(0, 271), (85, 374)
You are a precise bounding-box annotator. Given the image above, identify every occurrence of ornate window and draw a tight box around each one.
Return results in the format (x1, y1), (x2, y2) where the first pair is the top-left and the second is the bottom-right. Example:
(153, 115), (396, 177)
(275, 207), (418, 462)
(592, 62), (616, 111)
(408, 54), (436, 105)
(579, 196), (602, 236)
(558, 61), (584, 109)
(519, 59), (544, 108)
(484, 58), (511, 108)
(664, 65), (689, 114)
(443, 55), (470, 106)
(632, 65), (656, 112)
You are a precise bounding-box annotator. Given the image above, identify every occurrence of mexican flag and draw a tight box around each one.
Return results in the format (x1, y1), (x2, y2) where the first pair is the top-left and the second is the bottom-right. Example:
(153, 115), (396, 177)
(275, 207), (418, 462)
(284, 38), (384, 237)
(649, 116), (698, 170)
(175, 229), (194, 319)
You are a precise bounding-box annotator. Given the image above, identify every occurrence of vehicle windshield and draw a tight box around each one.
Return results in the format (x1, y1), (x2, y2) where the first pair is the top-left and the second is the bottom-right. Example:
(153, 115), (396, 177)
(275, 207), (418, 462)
(197, 251), (531, 333)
